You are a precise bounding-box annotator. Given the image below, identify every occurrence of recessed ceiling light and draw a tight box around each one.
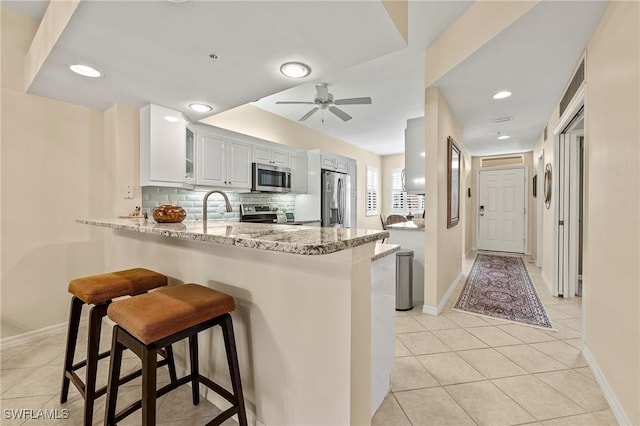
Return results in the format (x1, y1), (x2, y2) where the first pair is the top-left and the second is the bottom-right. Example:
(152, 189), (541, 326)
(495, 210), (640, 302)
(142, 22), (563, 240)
(164, 116), (179, 123)
(69, 64), (102, 78)
(280, 62), (311, 78)
(189, 103), (212, 113)
(497, 134), (511, 140)
(493, 91), (512, 100)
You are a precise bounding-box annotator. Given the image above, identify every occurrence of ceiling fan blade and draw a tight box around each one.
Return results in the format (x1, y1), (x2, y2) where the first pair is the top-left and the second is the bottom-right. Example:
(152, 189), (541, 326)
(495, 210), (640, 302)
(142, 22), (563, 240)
(329, 106), (352, 121)
(276, 101), (315, 105)
(315, 85), (329, 100)
(334, 97), (372, 105)
(299, 107), (319, 122)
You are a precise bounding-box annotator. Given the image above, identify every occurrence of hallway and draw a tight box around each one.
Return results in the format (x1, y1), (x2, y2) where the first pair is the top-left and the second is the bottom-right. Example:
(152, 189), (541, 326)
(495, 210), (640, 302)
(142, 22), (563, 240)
(372, 252), (616, 426)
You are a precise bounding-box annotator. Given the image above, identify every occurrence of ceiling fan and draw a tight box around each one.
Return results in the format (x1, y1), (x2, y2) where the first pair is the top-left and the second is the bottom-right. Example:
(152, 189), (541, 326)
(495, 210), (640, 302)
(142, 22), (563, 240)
(276, 83), (372, 122)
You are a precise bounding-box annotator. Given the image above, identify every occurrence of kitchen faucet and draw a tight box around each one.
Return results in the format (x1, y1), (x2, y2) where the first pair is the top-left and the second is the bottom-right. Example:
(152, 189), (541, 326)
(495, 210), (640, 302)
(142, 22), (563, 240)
(202, 190), (232, 229)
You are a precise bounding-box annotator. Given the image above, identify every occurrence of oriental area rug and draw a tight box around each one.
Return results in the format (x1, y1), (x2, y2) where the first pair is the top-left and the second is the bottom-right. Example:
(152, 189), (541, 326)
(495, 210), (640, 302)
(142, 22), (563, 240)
(453, 254), (554, 330)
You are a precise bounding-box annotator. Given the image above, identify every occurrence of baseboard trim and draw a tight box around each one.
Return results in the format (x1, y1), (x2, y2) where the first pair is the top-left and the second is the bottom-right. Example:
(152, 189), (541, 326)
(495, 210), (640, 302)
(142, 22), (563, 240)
(422, 272), (464, 316)
(582, 345), (632, 426)
(1, 320), (79, 349)
(542, 270), (554, 295)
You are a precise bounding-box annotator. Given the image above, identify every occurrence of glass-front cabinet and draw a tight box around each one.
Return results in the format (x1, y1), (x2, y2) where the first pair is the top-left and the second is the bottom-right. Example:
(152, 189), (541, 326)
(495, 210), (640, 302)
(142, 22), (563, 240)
(185, 122), (195, 184)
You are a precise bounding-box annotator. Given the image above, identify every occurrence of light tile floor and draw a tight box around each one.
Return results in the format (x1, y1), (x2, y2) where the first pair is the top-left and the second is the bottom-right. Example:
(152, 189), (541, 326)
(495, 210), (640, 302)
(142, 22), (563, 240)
(372, 251), (617, 426)
(0, 252), (616, 425)
(0, 322), (233, 425)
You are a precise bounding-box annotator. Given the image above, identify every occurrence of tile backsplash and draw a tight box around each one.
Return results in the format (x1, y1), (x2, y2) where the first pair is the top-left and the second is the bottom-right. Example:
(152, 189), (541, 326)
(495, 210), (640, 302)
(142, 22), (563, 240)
(142, 187), (295, 222)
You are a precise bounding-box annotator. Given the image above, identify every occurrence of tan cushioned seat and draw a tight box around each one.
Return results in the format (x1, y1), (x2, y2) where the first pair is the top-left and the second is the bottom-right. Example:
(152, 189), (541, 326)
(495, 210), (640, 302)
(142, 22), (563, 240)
(107, 284), (236, 345)
(68, 268), (167, 305)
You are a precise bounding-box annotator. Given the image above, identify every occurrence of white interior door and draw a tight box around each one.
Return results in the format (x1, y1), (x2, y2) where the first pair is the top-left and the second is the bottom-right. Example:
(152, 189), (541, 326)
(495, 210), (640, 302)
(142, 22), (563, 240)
(478, 168), (526, 253)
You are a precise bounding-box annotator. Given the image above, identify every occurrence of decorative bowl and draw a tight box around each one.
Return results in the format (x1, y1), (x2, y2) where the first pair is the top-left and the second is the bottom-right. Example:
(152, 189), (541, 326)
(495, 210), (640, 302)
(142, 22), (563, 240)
(412, 218), (425, 227)
(152, 204), (187, 223)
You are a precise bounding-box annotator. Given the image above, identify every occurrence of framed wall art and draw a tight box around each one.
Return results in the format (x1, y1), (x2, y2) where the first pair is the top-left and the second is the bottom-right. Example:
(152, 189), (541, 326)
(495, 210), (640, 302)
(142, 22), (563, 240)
(447, 136), (460, 228)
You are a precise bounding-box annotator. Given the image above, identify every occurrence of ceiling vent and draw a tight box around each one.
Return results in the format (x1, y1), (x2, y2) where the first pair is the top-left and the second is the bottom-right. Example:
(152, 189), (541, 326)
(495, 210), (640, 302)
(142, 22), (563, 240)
(492, 116), (512, 124)
(482, 156), (524, 168)
(560, 59), (585, 118)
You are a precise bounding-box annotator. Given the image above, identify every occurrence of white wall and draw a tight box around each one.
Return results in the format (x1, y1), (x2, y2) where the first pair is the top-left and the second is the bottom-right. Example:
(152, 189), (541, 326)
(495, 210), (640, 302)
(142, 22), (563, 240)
(424, 88), (469, 310)
(583, 2), (639, 423)
(1, 9), (107, 336)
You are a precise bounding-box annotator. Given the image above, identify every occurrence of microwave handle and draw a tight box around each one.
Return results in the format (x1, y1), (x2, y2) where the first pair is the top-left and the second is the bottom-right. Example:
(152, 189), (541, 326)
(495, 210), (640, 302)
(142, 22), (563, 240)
(287, 172), (292, 189)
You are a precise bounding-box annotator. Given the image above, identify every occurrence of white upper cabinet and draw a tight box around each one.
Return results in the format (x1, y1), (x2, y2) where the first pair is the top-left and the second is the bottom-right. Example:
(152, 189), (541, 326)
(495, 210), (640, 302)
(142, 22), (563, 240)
(289, 152), (308, 194)
(140, 104), (189, 187)
(254, 144), (289, 167)
(226, 137), (252, 188)
(321, 153), (349, 173)
(196, 126), (252, 189)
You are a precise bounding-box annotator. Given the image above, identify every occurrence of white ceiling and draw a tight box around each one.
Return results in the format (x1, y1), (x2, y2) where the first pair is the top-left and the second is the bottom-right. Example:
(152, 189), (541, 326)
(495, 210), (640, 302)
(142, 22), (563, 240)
(3, 0), (608, 157)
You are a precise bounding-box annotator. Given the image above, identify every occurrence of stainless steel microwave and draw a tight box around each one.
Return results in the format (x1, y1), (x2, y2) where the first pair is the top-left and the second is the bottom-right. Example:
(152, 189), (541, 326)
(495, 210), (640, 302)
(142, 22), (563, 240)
(251, 163), (291, 193)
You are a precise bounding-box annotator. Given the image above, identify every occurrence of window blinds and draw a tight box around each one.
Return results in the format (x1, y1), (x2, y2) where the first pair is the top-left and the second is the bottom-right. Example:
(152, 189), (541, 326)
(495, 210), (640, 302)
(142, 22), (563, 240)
(391, 168), (424, 214)
(366, 166), (379, 216)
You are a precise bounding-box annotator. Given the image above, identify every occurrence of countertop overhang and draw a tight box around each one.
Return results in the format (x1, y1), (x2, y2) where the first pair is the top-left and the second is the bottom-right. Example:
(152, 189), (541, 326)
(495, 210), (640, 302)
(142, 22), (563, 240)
(386, 222), (425, 231)
(77, 218), (388, 256)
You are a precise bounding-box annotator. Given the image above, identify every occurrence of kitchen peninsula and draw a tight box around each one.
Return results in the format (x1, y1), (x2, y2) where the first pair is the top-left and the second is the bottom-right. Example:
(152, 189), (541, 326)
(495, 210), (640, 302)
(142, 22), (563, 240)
(78, 218), (390, 425)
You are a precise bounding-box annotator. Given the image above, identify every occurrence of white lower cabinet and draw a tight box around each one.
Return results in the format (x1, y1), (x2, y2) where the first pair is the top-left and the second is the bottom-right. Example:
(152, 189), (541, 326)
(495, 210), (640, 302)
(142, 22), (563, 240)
(196, 128), (251, 189)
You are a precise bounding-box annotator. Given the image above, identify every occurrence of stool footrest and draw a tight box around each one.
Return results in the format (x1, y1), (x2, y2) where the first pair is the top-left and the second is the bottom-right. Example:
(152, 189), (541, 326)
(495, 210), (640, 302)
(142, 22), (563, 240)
(113, 373), (240, 424)
(71, 349), (111, 371)
(113, 375), (193, 423)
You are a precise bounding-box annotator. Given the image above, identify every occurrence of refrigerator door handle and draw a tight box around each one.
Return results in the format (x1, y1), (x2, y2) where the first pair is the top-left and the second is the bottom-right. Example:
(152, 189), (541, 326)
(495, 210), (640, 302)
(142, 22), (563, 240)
(337, 177), (343, 224)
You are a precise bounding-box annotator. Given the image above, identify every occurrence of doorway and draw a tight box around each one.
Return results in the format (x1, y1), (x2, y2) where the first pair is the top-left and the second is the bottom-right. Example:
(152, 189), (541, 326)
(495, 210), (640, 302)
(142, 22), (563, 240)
(537, 152), (544, 267)
(477, 167), (527, 253)
(555, 110), (584, 298)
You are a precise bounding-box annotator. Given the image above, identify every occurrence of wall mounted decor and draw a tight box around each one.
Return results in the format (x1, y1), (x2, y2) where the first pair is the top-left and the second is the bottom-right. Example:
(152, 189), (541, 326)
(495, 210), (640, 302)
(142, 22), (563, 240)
(533, 174), (537, 197)
(544, 164), (552, 208)
(447, 136), (460, 228)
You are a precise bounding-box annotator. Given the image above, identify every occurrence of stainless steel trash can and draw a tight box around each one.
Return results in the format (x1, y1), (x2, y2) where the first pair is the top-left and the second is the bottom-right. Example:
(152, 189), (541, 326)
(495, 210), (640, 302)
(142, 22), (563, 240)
(395, 249), (414, 311)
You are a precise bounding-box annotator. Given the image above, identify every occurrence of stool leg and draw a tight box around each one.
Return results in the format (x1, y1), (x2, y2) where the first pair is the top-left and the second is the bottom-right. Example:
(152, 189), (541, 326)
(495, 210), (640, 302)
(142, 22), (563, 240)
(60, 296), (83, 403)
(141, 346), (158, 426)
(221, 314), (247, 426)
(164, 345), (178, 383)
(105, 326), (125, 426)
(188, 335), (200, 405)
(83, 303), (108, 426)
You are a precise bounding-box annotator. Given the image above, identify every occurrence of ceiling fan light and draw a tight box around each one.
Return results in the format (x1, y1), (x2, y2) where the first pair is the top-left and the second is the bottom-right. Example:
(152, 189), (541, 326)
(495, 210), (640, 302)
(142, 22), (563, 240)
(493, 91), (512, 100)
(280, 62), (311, 78)
(69, 64), (102, 78)
(189, 103), (212, 113)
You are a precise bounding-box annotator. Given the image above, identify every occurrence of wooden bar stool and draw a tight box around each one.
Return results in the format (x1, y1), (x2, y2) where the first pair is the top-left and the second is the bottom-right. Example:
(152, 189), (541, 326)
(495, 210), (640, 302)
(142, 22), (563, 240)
(104, 283), (247, 426)
(60, 268), (178, 425)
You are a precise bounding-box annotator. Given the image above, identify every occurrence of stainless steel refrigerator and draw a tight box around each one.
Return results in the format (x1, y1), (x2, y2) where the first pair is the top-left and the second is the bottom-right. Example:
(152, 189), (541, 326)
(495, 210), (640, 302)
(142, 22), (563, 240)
(321, 169), (351, 228)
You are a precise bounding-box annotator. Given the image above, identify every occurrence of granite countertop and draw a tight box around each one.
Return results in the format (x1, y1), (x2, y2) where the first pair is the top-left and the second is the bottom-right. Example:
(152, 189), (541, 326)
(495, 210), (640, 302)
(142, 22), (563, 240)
(284, 220), (321, 225)
(387, 221), (425, 231)
(77, 218), (387, 256)
(372, 243), (401, 261)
